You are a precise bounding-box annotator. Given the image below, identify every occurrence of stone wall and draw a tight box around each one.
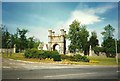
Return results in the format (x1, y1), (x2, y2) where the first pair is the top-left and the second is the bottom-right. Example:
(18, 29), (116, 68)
(0, 48), (16, 54)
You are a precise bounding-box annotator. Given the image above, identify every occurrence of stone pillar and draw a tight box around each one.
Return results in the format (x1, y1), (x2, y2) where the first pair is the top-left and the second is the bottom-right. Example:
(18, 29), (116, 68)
(60, 29), (64, 36)
(60, 29), (64, 54)
(13, 44), (16, 53)
(48, 30), (52, 51)
(89, 45), (92, 56)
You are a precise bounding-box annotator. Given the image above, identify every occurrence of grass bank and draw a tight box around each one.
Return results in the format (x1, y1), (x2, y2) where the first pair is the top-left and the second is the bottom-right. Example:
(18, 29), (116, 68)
(2, 53), (119, 65)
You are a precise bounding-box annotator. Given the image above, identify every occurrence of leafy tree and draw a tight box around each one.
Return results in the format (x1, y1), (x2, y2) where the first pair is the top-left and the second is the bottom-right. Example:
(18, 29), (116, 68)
(27, 37), (41, 49)
(1, 25), (44, 53)
(68, 20), (80, 53)
(102, 37), (116, 57)
(101, 24), (115, 40)
(17, 28), (28, 52)
(68, 20), (89, 55)
(27, 37), (35, 49)
(101, 24), (116, 57)
(89, 31), (99, 49)
(93, 46), (104, 56)
(79, 26), (89, 55)
(1, 25), (11, 48)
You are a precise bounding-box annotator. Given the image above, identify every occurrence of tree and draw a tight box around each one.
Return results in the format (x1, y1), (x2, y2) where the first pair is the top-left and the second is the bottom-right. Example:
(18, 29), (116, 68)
(79, 26), (89, 55)
(101, 24), (116, 57)
(27, 37), (34, 49)
(102, 37), (116, 57)
(68, 20), (80, 53)
(101, 24), (115, 40)
(1, 25), (44, 53)
(1, 25), (11, 48)
(17, 28), (28, 52)
(27, 37), (41, 49)
(89, 31), (99, 50)
(68, 20), (89, 55)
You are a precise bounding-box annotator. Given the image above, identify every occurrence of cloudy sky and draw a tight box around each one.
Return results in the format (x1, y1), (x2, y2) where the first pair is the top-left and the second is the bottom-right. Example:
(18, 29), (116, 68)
(2, 2), (118, 48)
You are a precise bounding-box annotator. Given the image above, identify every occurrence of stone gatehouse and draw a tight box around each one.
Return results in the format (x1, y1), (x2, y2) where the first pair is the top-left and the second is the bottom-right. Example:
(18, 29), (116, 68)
(48, 29), (66, 54)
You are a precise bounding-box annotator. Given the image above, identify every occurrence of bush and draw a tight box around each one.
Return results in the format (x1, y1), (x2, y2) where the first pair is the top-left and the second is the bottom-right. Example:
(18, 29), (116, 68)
(50, 51), (61, 61)
(72, 54), (89, 62)
(61, 54), (74, 61)
(24, 49), (61, 61)
(61, 54), (89, 62)
(52, 54), (61, 61)
(61, 54), (69, 60)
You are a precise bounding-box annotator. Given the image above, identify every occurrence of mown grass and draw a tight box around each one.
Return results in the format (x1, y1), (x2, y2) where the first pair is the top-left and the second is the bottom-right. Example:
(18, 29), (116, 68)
(87, 56), (118, 65)
(2, 53), (119, 65)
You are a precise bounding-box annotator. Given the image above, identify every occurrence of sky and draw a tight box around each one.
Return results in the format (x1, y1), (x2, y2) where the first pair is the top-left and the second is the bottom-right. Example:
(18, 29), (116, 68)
(2, 2), (118, 49)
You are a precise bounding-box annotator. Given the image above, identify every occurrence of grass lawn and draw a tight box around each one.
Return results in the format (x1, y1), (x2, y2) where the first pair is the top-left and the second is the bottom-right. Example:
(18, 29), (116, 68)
(2, 53), (119, 65)
(87, 56), (118, 65)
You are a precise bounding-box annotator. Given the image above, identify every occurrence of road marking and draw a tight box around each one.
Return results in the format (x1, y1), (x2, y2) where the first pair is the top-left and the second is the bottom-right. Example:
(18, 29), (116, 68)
(3, 66), (11, 68)
(20, 63), (26, 65)
(10, 63), (15, 64)
(116, 71), (120, 73)
(44, 73), (96, 78)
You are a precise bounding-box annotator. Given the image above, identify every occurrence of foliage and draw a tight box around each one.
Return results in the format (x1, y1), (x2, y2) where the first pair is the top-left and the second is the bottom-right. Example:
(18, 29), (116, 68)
(72, 54), (89, 62)
(1, 25), (11, 48)
(117, 39), (120, 53)
(89, 31), (99, 49)
(61, 54), (74, 61)
(52, 54), (61, 61)
(93, 46), (104, 56)
(101, 24), (115, 40)
(24, 49), (61, 61)
(79, 26), (89, 55)
(101, 24), (116, 58)
(61, 54), (89, 62)
(68, 20), (89, 55)
(61, 54), (70, 60)
(68, 20), (80, 53)
(1, 25), (43, 53)
(102, 37), (116, 57)
(16, 28), (28, 52)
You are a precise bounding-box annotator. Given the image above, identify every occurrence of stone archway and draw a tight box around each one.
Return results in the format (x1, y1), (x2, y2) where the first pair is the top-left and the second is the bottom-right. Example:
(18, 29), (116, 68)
(48, 29), (66, 54)
(53, 44), (60, 52)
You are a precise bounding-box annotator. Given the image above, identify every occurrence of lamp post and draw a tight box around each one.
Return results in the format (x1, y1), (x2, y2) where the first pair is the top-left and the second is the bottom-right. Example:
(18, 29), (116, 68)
(115, 39), (118, 64)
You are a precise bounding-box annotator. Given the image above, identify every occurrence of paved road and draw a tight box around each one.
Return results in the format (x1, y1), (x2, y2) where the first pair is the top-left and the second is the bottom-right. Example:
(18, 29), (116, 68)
(2, 58), (119, 79)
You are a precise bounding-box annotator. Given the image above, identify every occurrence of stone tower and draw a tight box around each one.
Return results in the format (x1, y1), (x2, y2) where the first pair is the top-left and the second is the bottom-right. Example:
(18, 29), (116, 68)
(48, 29), (66, 54)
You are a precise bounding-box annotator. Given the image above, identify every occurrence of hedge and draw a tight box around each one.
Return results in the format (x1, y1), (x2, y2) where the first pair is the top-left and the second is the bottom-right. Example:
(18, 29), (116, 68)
(61, 54), (89, 62)
(24, 49), (89, 62)
(24, 49), (61, 61)
(73, 54), (89, 62)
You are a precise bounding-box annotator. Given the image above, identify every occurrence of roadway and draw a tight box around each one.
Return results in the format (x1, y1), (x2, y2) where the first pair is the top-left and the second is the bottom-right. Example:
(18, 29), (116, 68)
(2, 58), (119, 79)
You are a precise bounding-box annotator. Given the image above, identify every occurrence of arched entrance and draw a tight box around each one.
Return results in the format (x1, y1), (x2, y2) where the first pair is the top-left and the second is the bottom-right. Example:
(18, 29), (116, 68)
(53, 44), (60, 52)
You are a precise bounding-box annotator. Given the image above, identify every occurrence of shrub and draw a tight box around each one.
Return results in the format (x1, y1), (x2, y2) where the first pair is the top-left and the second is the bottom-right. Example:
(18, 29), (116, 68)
(61, 54), (69, 60)
(72, 54), (89, 62)
(61, 54), (89, 62)
(52, 54), (61, 61)
(24, 49), (61, 61)
(61, 54), (74, 61)
(51, 51), (61, 61)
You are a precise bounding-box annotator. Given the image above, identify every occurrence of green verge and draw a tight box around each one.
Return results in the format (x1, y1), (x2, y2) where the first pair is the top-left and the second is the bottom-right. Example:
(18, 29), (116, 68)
(2, 53), (119, 65)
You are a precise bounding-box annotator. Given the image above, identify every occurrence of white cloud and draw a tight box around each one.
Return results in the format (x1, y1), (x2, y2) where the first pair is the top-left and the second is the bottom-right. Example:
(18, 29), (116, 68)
(64, 4), (115, 29)
(66, 10), (102, 26)
(85, 4), (115, 14)
(94, 5), (115, 14)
